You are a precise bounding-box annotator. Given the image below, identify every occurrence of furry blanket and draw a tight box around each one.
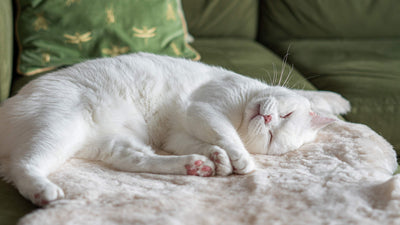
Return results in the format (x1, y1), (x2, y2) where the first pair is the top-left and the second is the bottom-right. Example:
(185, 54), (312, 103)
(15, 121), (400, 225)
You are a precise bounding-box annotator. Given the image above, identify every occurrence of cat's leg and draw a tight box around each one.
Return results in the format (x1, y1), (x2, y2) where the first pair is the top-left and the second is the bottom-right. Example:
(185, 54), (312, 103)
(6, 114), (88, 206)
(294, 90), (351, 115)
(183, 102), (255, 175)
(79, 136), (215, 177)
(164, 131), (233, 176)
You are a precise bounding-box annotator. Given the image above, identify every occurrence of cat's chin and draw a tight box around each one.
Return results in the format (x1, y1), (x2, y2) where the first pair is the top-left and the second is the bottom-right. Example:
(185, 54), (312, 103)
(244, 133), (271, 155)
(245, 129), (305, 155)
(247, 141), (299, 155)
(266, 146), (294, 155)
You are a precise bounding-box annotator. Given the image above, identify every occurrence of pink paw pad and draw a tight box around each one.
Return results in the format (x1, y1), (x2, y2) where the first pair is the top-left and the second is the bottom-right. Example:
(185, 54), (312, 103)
(41, 200), (49, 205)
(201, 166), (212, 172)
(33, 193), (49, 206)
(210, 152), (221, 164)
(185, 160), (213, 177)
(194, 160), (203, 166)
(34, 193), (41, 199)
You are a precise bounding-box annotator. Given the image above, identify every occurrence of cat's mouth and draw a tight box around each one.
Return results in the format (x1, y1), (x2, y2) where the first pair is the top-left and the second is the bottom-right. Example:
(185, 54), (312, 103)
(268, 130), (273, 147)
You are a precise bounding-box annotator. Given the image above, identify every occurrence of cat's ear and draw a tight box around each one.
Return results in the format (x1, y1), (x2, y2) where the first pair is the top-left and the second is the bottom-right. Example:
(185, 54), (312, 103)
(294, 90), (351, 115)
(309, 112), (335, 129)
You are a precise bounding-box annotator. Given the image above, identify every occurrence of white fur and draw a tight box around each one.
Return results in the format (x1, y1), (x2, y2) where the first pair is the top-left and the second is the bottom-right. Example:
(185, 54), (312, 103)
(0, 53), (350, 205)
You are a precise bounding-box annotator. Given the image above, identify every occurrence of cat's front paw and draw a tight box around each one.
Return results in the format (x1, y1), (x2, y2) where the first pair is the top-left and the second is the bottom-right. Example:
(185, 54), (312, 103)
(22, 180), (65, 206)
(230, 153), (255, 175)
(209, 146), (233, 176)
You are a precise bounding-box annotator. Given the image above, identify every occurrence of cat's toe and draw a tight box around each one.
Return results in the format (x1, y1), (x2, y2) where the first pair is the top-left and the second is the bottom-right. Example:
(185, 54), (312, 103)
(30, 182), (65, 206)
(185, 158), (215, 177)
(210, 148), (233, 176)
(231, 155), (255, 175)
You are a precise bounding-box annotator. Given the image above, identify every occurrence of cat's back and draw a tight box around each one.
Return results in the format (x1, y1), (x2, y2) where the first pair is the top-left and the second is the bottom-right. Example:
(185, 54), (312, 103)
(8, 53), (218, 111)
(61, 53), (217, 105)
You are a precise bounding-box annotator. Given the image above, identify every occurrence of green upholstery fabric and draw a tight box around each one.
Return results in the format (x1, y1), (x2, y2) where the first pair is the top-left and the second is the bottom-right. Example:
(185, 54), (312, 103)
(0, 180), (37, 225)
(182, 0), (258, 39)
(0, 0), (13, 102)
(16, 0), (199, 76)
(259, 0), (400, 40)
(11, 73), (45, 96)
(191, 39), (315, 91)
(267, 39), (400, 154)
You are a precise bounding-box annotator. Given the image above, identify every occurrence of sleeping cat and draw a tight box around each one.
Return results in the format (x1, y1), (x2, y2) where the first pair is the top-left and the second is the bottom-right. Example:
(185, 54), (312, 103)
(0, 53), (350, 206)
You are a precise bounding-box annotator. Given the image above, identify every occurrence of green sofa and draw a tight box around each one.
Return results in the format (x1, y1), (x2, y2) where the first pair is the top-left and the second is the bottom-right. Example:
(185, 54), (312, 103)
(1, 0), (399, 224)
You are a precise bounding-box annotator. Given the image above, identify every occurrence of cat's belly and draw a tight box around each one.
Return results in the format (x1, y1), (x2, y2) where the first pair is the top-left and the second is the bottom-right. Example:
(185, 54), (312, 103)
(143, 101), (184, 150)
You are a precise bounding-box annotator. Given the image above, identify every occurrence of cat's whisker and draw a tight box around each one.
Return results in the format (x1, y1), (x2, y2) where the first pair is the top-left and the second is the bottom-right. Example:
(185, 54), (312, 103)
(290, 74), (322, 89)
(289, 81), (306, 90)
(261, 68), (273, 85)
(278, 44), (293, 87)
(266, 71), (273, 85)
(304, 74), (322, 81)
(282, 65), (294, 88)
(272, 63), (278, 86)
(278, 54), (289, 86)
(288, 81), (299, 89)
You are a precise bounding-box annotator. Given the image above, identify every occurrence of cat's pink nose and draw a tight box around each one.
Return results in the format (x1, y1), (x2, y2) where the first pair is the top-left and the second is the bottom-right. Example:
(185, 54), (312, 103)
(263, 115), (272, 123)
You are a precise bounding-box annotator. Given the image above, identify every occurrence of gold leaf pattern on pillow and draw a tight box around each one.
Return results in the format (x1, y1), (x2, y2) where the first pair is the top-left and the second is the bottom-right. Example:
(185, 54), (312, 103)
(33, 13), (48, 31)
(166, 3), (177, 21)
(41, 53), (51, 65)
(102, 45), (129, 57)
(132, 26), (156, 45)
(132, 26), (157, 38)
(16, 0), (200, 76)
(66, 0), (80, 7)
(170, 43), (181, 56)
(106, 7), (115, 24)
(64, 32), (93, 49)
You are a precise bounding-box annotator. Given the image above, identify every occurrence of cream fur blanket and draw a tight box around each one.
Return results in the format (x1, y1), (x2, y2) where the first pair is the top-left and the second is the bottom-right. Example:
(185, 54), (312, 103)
(17, 121), (400, 225)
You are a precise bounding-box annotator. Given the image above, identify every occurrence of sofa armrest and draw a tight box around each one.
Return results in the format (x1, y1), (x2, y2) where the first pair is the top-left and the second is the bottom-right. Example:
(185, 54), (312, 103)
(0, 0), (13, 102)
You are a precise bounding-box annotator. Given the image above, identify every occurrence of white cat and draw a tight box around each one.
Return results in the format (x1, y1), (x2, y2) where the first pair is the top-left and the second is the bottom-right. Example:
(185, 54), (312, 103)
(0, 53), (350, 206)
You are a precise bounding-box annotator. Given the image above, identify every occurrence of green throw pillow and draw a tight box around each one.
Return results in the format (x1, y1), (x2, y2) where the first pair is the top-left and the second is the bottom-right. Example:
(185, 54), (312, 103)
(16, 0), (200, 76)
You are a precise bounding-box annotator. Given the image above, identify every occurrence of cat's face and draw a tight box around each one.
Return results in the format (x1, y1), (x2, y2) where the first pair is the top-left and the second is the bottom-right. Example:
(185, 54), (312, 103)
(240, 86), (334, 155)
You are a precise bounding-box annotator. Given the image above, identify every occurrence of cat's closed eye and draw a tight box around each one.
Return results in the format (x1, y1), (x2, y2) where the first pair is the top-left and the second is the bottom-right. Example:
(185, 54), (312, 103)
(280, 112), (293, 119)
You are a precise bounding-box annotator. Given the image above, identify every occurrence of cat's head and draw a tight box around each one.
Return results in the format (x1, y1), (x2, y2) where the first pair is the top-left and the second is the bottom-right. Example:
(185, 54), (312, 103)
(240, 86), (335, 155)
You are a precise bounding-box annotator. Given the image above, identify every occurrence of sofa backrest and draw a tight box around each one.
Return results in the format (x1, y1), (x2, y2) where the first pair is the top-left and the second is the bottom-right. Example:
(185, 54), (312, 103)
(0, 0), (13, 102)
(259, 0), (400, 41)
(182, 0), (258, 40)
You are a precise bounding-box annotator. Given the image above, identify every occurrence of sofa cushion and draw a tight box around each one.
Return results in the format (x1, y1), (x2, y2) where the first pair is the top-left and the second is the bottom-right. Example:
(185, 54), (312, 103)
(191, 38), (315, 90)
(182, 0), (258, 40)
(0, 0), (13, 102)
(0, 180), (36, 225)
(16, 0), (199, 76)
(267, 39), (400, 154)
(259, 0), (400, 41)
